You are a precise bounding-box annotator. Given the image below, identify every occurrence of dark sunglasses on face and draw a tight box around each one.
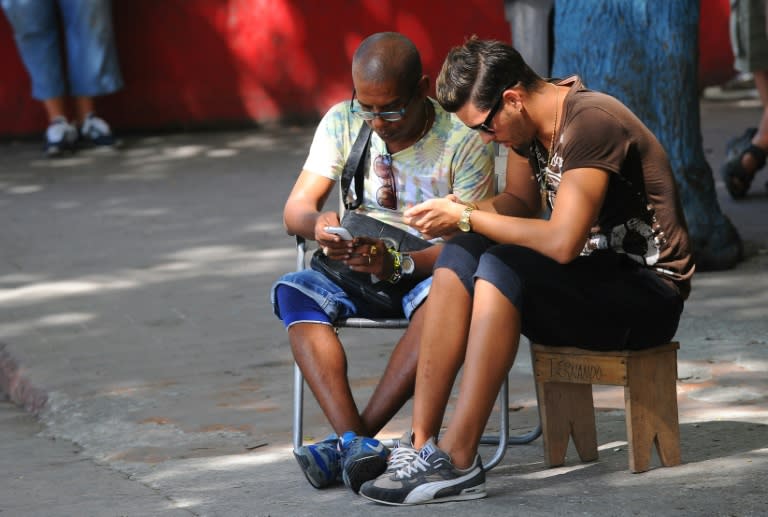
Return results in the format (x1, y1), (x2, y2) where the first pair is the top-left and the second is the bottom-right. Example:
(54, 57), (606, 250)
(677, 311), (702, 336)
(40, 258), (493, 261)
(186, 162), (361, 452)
(469, 81), (518, 134)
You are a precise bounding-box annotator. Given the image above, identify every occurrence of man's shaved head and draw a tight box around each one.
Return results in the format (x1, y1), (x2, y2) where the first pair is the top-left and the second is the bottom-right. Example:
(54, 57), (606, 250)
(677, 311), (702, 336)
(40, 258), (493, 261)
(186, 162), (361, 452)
(352, 32), (422, 91)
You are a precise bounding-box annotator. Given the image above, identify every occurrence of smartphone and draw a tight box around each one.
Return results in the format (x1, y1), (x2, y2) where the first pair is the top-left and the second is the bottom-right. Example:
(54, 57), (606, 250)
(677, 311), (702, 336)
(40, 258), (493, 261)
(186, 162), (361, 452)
(324, 226), (354, 240)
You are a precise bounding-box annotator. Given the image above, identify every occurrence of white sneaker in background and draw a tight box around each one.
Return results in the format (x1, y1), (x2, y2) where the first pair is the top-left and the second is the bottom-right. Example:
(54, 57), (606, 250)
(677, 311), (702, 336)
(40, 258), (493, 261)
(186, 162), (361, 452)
(45, 116), (78, 157)
(79, 113), (117, 148)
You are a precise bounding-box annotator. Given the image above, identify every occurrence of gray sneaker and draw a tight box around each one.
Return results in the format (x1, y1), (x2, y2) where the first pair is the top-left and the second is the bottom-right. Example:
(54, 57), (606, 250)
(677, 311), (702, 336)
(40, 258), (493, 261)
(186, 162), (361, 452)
(359, 437), (486, 506)
(385, 431), (418, 475)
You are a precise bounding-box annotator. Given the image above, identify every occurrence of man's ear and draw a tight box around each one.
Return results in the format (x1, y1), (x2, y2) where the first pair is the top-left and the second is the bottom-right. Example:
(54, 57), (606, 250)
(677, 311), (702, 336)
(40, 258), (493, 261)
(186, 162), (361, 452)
(504, 89), (523, 111)
(417, 75), (430, 97)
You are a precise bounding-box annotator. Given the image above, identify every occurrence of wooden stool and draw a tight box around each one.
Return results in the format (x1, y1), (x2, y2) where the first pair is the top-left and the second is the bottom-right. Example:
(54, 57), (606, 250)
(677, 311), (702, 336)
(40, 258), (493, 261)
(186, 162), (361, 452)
(531, 342), (681, 473)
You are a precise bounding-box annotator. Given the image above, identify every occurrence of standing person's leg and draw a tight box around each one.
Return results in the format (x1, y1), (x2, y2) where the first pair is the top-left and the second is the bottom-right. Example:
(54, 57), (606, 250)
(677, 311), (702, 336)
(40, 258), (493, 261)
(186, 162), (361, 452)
(723, 0), (768, 197)
(2, 0), (65, 103)
(746, 69), (768, 157)
(74, 97), (96, 122)
(58, 0), (122, 145)
(42, 97), (69, 122)
(1, 0), (78, 154)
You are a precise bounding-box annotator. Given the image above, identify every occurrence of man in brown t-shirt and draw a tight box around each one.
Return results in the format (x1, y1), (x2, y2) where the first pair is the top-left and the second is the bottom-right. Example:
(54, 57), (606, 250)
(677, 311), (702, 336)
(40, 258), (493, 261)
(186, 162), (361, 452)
(359, 37), (695, 506)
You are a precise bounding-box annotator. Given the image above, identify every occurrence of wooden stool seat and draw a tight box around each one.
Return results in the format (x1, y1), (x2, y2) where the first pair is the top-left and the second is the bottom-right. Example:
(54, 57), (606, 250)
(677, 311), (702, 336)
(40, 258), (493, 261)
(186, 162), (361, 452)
(531, 342), (681, 473)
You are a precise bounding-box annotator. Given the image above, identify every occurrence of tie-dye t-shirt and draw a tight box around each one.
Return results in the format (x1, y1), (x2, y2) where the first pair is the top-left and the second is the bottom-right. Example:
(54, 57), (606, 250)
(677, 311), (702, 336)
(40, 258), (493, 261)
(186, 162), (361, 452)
(303, 98), (496, 236)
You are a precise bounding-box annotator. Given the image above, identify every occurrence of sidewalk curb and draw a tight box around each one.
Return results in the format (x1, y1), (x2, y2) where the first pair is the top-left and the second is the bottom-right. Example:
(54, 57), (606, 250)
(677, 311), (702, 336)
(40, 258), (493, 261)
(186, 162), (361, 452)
(0, 343), (48, 414)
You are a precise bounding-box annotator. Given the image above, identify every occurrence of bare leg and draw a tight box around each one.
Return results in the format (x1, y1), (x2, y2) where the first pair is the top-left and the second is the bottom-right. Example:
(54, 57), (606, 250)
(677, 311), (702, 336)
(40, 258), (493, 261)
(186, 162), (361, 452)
(752, 69), (768, 147)
(289, 322), (366, 436)
(438, 278), (521, 469)
(74, 96), (96, 124)
(42, 97), (68, 122)
(739, 69), (768, 173)
(411, 268), (473, 449)
(360, 306), (425, 436)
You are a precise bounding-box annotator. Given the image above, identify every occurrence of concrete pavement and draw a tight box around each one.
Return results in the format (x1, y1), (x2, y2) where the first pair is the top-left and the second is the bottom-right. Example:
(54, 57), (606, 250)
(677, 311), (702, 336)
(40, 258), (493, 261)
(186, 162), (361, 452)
(0, 99), (766, 517)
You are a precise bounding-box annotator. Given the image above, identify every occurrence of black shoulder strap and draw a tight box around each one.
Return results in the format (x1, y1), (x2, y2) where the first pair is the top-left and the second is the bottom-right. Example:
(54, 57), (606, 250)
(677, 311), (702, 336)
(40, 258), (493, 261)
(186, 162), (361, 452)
(340, 123), (372, 210)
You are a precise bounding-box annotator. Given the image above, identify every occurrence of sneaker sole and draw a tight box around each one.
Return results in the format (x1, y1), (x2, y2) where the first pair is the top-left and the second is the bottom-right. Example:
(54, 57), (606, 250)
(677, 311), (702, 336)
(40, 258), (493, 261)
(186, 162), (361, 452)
(342, 455), (387, 493)
(46, 144), (76, 157)
(360, 483), (487, 506)
(293, 450), (337, 489)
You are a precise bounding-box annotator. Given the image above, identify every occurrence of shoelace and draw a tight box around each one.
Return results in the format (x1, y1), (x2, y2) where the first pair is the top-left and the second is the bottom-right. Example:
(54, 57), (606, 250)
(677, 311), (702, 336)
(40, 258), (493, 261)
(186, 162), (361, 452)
(394, 454), (429, 479)
(387, 446), (418, 472)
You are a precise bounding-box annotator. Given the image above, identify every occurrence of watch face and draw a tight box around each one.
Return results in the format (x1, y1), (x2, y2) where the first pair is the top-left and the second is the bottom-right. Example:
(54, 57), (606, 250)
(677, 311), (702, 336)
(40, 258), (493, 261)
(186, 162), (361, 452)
(402, 254), (415, 274)
(458, 207), (473, 232)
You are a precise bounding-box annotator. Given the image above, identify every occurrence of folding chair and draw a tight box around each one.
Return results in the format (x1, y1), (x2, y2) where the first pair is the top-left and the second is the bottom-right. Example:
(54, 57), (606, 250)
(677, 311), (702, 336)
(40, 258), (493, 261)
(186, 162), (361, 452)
(291, 235), (541, 471)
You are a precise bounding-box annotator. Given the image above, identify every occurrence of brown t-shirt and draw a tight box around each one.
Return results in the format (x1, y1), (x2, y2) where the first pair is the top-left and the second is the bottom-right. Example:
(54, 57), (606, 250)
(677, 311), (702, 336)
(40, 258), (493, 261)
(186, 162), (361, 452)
(531, 76), (695, 299)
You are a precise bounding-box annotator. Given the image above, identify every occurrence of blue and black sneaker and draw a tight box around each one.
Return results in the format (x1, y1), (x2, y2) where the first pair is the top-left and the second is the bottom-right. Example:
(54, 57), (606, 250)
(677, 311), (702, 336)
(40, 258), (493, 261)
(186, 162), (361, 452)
(293, 434), (342, 489)
(339, 431), (389, 493)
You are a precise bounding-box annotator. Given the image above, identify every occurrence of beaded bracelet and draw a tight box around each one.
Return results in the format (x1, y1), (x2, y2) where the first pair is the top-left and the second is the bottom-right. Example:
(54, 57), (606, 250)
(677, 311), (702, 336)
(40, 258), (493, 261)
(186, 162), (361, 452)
(386, 247), (402, 284)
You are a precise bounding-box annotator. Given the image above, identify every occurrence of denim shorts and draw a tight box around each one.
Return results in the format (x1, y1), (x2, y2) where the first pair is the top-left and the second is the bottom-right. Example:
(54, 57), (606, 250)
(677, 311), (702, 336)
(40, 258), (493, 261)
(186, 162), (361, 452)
(271, 269), (432, 323)
(2, 0), (123, 100)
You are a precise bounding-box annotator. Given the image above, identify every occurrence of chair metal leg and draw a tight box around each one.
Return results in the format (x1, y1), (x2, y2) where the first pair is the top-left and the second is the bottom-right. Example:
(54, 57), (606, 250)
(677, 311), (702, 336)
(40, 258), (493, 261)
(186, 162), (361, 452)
(481, 376), (511, 470)
(480, 376), (542, 471)
(292, 363), (304, 451)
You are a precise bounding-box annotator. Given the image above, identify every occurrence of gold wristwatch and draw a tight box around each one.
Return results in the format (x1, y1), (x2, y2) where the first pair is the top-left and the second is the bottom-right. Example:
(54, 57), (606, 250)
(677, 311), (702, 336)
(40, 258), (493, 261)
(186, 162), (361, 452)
(457, 206), (475, 232)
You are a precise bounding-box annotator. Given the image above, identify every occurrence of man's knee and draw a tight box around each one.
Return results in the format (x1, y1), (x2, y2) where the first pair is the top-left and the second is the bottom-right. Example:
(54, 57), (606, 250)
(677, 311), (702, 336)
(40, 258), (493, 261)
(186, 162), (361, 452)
(275, 285), (332, 328)
(434, 233), (493, 294)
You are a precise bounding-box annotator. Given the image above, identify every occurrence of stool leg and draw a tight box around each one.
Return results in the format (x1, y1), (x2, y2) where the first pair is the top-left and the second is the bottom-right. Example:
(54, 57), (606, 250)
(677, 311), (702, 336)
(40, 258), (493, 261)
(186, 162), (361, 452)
(537, 381), (598, 466)
(624, 350), (681, 472)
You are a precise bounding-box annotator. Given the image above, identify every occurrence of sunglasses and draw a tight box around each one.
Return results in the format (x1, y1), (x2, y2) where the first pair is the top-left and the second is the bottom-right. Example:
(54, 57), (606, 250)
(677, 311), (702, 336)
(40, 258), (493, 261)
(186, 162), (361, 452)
(350, 89), (416, 122)
(374, 153), (397, 209)
(469, 81), (517, 134)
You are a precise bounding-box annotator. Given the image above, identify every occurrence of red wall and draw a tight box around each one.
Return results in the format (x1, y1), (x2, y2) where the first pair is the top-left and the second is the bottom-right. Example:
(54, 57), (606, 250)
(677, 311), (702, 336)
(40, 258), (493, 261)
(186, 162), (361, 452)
(699, 0), (735, 88)
(0, 0), (734, 137)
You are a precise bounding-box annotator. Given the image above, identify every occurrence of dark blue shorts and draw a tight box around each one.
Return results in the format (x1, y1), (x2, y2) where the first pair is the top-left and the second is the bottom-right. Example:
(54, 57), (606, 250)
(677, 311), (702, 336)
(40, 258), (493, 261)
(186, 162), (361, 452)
(435, 233), (683, 350)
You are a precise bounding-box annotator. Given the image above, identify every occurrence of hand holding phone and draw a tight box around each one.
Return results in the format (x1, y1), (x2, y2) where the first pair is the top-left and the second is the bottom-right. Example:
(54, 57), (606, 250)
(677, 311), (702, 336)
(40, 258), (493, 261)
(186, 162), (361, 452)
(324, 226), (354, 240)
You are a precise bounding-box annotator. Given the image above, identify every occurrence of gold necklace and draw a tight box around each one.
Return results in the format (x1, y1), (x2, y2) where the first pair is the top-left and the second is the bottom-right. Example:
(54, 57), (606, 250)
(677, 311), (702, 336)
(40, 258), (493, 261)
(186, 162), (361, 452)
(549, 83), (559, 161)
